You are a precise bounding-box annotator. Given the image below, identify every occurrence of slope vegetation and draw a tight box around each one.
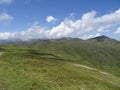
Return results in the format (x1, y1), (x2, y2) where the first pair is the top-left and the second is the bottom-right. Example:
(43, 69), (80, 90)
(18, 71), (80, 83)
(0, 36), (120, 90)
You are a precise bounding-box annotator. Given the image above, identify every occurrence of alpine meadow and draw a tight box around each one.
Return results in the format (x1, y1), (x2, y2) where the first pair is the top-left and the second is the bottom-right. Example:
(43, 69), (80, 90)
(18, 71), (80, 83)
(0, 0), (120, 90)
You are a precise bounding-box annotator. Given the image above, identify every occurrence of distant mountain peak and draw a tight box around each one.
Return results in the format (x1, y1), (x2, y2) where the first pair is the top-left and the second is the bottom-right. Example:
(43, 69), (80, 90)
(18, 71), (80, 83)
(88, 35), (114, 42)
(97, 35), (110, 39)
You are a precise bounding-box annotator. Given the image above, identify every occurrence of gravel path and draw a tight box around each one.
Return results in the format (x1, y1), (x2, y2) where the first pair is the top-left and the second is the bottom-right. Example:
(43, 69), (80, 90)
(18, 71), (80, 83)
(73, 63), (109, 75)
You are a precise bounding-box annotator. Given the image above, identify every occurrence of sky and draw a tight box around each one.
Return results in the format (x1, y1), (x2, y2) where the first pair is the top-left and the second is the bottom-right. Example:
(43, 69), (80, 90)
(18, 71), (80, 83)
(0, 0), (120, 40)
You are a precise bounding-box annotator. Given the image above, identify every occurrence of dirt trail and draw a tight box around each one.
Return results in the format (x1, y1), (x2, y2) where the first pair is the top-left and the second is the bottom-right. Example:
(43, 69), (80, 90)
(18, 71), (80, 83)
(70, 63), (120, 87)
(72, 63), (109, 75)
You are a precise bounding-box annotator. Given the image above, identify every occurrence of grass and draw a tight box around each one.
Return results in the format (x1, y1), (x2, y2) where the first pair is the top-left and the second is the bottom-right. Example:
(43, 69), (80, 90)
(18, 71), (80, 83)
(0, 45), (120, 90)
(26, 39), (120, 76)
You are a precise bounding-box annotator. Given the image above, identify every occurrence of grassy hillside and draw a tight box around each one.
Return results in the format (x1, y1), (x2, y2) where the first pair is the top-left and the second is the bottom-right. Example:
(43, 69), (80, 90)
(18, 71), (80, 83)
(0, 36), (120, 90)
(27, 37), (120, 76)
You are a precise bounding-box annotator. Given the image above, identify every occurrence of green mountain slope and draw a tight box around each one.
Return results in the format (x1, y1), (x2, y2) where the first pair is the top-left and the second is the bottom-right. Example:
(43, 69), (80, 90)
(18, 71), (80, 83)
(0, 48), (120, 90)
(26, 36), (120, 76)
(0, 35), (120, 90)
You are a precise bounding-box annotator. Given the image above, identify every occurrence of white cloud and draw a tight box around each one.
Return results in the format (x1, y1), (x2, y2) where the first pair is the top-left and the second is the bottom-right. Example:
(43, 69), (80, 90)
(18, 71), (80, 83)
(80, 10), (120, 33)
(0, 13), (13, 22)
(46, 16), (57, 23)
(0, 0), (13, 4)
(81, 33), (101, 40)
(95, 33), (101, 37)
(81, 34), (94, 40)
(115, 9), (120, 14)
(115, 27), (120, 34)
(0, 9), (120, 40)
(47, 19), (75, 38)
(0, 32), (15, 39)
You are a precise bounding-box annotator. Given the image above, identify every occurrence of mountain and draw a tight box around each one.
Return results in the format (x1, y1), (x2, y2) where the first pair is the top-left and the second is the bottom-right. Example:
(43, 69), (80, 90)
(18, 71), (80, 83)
(0, 35), (120, 90)
(24, 35), (120, 75)
(0, 35), (119, 45)
(87, 35), (120, 45)
(89, 35), (111, 41)
(0, 37), (77, 45)
(0, 36), (120, 75)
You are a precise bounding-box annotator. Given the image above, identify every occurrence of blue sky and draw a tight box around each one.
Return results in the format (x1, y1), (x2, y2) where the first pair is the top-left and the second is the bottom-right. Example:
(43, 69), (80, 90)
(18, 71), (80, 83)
(0, 0), (120, 40)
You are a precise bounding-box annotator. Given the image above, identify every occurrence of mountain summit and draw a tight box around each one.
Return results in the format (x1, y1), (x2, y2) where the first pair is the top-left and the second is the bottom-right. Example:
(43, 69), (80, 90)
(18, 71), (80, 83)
(89, 35), (111, 41)
(87, 35), (120, 44)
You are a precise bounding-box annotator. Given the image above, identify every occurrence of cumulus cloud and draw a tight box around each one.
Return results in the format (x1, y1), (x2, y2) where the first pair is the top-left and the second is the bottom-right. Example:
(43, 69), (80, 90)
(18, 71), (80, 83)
(115, 27), (120, 34)
(0, 32), (15, 39)
(16, 22), (47, 40)
(46, 16), (57, 23)
(0, 13), (13, 22)
(0, 0), (13, 4)
(81, 34), (94, 40)
(95, 33), (101, 37)
(0, 9), (120, 40)
(81, 33), (101, 40)
(115, 9), (120, 14)
(80, 10), (120, 33)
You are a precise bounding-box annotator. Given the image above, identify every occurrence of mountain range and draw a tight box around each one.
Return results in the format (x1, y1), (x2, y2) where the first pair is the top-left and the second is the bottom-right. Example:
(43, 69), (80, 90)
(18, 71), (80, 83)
(0, 35), (120, 90)
(0, 35), (119, 45)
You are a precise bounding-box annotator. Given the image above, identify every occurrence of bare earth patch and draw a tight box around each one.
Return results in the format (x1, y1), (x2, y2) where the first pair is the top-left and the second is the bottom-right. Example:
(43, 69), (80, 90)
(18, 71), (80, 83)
(73, 63), (109, 75)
